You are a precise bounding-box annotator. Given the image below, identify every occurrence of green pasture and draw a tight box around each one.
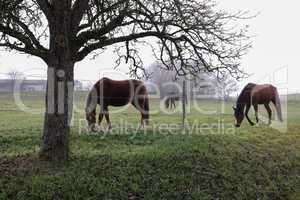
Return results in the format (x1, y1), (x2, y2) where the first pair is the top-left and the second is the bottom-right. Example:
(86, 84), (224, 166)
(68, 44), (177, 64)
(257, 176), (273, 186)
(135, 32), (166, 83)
(0, 92), (299, 199)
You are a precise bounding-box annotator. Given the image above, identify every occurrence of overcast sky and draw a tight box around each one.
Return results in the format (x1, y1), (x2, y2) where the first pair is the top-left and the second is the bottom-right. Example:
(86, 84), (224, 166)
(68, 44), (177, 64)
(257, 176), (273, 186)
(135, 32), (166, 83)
(0, 0), (299, 93)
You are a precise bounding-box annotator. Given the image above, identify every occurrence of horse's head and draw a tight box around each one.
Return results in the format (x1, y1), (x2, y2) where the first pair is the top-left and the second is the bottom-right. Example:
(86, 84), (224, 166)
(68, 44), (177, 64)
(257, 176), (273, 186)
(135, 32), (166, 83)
(85, 109), (97, 132)
(85, 87), (98, 132)
(233, 106), (244, 128)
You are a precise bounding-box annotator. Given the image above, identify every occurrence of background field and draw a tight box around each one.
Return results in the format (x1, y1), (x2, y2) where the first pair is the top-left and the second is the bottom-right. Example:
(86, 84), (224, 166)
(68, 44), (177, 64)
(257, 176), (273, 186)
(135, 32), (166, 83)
(0, 92), (299, 200)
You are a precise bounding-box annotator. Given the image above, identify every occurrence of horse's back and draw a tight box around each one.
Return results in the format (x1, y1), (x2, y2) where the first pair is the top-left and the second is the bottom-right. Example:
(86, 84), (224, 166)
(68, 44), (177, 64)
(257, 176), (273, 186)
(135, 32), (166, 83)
(95, 78), (146, 106)
(99, 78), (143, 89)
(251, 84), (277, 104)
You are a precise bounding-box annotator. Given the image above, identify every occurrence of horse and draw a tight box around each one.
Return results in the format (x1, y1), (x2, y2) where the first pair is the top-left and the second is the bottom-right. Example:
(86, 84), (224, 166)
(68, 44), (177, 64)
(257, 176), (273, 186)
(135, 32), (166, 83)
(165, 95), (180, 109)
(85, 77), (149, 132)
(233, 83), (283, 127)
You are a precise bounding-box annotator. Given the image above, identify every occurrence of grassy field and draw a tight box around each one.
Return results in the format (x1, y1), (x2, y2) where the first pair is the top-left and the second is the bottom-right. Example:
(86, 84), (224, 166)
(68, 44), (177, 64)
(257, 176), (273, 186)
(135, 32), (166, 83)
(0, 92), (299, 200)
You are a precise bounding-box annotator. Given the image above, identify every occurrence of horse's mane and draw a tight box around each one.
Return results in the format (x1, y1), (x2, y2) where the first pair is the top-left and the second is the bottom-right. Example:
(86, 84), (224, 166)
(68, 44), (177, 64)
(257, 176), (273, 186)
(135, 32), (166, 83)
(236, 83), (256, 105)
(85, 86), (98, 113)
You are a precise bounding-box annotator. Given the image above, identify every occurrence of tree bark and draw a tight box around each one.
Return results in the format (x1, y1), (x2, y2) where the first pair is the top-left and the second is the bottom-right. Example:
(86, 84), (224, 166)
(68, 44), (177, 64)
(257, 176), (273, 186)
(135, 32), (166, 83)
(39, 64), (74, 161)
(38, 0), (75, 162)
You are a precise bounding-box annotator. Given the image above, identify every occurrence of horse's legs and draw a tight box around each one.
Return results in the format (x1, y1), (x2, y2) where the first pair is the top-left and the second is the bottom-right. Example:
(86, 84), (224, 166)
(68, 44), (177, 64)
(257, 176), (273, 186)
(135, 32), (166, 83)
(131, 100), (144, 128)
(245, 104), (255, 126)
(166, 98), (171, 109)
(137, 97), (149, 128)
(98, 111), (104, 126)
(103, 107), (112, 130)
(264, 103), (272, 125)
(140, 98), (147, 128)
(172, 99), (176, 109)
(95, 106), (105, 131)
(253, 104), (259, 123)
(165, 98), (169, 109)
(140, 114), (146, 129)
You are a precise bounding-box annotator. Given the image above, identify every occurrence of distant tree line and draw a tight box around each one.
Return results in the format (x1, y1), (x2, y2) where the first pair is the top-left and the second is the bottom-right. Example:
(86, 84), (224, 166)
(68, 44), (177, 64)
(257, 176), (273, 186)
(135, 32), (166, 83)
(146, 62), (238, 101)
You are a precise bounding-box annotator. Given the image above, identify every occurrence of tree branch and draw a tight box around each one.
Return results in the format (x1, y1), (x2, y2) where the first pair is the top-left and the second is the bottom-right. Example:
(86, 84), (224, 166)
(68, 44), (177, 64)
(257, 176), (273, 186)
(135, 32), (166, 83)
(9, 15), (47, 51)
(76, 31), (187, 61)
(0, 24), (48, 60)
(36, 0), (52, 21)
(76, 11), (128, 49)
(0, 41), (47, 60)
(78, 0), (128, 31)
(71, 0), (90, 32)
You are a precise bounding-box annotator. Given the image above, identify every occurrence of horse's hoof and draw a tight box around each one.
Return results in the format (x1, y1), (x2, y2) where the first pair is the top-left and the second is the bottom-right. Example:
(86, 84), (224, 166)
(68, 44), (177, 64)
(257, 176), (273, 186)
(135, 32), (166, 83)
(107, 125), (112, 132)
(99, 127), (107, 133)
(91, 125), (104, 133)
(89, 126), (98, 133)
(98, 128), (105, 133)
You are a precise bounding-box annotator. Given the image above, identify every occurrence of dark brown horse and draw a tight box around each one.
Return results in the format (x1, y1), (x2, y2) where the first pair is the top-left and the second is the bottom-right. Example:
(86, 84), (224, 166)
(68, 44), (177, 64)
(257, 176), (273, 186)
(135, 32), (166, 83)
(233, 83), (283, 127)
(85, 77), (149, 131)
(164, 91), (188, 109)
(165, 95), (180, 109)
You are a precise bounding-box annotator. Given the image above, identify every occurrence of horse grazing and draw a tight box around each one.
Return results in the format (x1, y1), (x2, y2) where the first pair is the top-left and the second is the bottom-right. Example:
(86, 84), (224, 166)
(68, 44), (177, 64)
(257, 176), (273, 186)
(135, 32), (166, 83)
(165, 95), (180, 109)
(85, 78), (149, 131)
(233, 83), (283, 127)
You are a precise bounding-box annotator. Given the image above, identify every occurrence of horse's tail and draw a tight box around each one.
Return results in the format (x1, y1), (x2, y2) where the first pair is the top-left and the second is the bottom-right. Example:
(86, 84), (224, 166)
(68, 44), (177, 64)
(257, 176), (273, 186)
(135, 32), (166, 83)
(273, 87), (283, 122)
(144, 93), (150, 125)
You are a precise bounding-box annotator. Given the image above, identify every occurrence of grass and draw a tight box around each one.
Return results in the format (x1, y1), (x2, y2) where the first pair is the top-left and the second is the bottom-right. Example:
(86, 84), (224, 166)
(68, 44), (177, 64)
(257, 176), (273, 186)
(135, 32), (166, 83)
(0, 92), (299, 199)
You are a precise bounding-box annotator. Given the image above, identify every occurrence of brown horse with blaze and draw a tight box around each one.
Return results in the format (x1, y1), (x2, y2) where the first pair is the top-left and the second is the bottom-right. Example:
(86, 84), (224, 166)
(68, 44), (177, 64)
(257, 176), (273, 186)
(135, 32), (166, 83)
(233, 83), (283, 127)
(85, 78), (149, 131)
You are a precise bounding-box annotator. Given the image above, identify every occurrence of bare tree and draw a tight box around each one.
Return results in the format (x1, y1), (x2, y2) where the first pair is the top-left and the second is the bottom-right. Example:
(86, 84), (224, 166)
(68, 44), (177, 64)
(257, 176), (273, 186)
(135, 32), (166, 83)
(147, 62), (178, 98)
(147, 63), (225, 100)
(214, 74), (239, 101)
(7, 69), (24, 91)
(0, 0), (252, 161)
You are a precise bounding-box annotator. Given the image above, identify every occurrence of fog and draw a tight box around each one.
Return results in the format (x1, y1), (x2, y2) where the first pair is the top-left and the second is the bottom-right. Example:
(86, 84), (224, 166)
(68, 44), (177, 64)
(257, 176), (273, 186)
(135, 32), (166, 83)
(0, 0), (299, 93)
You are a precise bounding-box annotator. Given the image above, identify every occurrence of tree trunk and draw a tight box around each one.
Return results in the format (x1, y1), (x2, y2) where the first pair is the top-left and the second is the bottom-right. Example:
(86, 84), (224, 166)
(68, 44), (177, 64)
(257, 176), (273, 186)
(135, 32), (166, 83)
(39, 64), (74, 161)
(38, 0), (75, 162)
